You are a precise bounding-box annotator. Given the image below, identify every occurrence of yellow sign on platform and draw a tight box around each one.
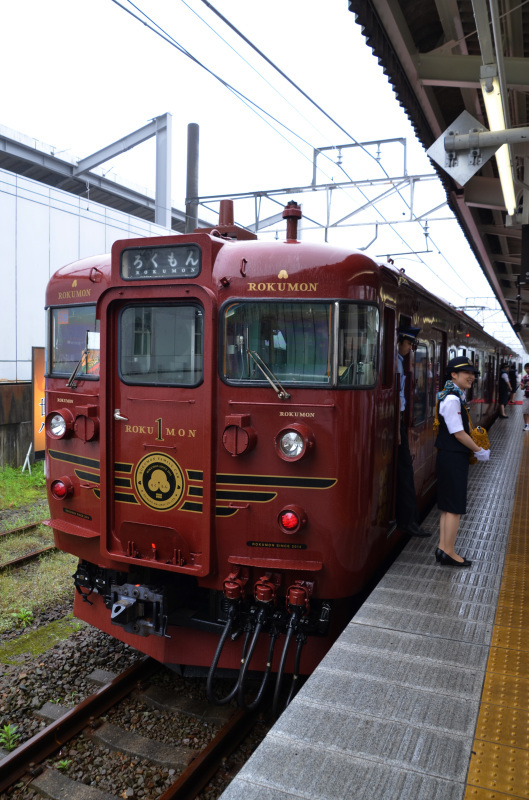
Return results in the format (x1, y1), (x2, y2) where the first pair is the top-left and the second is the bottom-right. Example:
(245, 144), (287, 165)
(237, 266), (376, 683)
(32, 347), (45, 455)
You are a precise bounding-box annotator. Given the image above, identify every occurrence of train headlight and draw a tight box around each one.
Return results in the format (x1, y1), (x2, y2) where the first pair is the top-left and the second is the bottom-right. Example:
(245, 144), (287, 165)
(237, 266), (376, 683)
(280, 431), (304, 458)
(46, 409), (75, 439)
(275, 423), (314, 462)
(49, 414), (67, 437)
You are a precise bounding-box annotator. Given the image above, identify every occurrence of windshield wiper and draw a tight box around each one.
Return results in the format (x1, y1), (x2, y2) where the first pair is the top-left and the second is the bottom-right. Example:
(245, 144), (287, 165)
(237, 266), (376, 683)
(246, 348), (291, 400)
(66, 349), (87, 388)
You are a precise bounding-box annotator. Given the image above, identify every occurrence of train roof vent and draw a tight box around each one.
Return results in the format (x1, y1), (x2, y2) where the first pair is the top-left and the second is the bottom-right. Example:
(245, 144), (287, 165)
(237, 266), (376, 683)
(195, 199), (258, 241)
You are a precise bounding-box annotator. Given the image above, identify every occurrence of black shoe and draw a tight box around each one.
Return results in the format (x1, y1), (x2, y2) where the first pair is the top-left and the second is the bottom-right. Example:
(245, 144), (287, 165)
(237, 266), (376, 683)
(439, 551), (472, 567)
(499, 415), (508, 419)
(400, 522), (431, 537)
(435, 548), (442, 562)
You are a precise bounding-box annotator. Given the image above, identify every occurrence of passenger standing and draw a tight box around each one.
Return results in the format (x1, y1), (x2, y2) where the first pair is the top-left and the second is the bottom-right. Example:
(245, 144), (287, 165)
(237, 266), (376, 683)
(498, 363), (511, 418)
(435, 357), (490, 567)
(396, 327), (430, 537)
(521, 362), (529, 431)
(508, 362), (518, 404)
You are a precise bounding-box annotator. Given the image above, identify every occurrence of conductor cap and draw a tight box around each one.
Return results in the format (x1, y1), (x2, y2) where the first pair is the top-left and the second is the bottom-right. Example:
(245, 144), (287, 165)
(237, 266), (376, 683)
(398, 326), (420, 342)
(446, 356), (479, 374)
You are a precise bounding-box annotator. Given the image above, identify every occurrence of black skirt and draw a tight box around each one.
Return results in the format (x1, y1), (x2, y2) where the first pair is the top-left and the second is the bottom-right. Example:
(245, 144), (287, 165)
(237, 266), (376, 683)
(436, 448), (470, 514)
(499, 383), (510, 405)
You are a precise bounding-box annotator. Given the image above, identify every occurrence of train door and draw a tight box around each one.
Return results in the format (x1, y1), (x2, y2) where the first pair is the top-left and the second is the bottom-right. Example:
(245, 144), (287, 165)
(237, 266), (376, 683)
(376, 305), (399, 535)
(99, 286), (216, 578)
(420, 330), (445, 497)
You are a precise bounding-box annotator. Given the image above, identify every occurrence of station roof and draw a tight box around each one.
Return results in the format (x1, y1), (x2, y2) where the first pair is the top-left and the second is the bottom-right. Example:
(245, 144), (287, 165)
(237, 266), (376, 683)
(348, 0), (529, 351)
(0, 126), (209, 234)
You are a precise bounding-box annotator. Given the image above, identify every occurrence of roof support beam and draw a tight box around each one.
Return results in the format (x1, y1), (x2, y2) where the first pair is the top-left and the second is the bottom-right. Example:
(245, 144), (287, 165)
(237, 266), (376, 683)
(74, 113), (172, 228)
(414, 54), (529, 90)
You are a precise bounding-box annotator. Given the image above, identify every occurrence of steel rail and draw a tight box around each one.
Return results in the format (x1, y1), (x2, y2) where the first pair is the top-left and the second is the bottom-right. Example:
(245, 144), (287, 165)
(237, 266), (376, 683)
(0, 545), (57, 571)
(0, 521), (47, 539)
(158, 707), (260, 800)
(0, 656), (158, 793)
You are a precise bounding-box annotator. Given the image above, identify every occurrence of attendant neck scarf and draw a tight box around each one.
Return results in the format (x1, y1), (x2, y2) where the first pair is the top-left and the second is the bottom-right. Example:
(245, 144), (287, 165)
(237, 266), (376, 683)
(437, 379), (465, 403)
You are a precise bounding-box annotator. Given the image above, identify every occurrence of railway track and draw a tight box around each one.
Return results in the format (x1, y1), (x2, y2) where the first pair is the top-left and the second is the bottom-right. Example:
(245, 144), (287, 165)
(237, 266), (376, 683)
(0, 655), (264, 800)
(0, 521), (48, 538)
(0, 520), (56, 571)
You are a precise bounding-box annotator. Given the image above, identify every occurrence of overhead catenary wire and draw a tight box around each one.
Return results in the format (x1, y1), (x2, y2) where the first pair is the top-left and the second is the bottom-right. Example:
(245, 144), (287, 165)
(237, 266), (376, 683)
(110, 0), (479, 301)
(180, 0), (337, 152)
(193, 0), (476, 295)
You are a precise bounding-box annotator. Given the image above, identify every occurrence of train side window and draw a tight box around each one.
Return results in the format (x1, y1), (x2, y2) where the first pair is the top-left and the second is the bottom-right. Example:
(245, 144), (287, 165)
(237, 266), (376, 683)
(221, 301), (378, 387)
(337, 303), (379, 386)
(428, 341), (436, 415)
(381, 306), (395, 388)
(222, 301), (332, 385)
(119, 304), (204, 386)
(412, 343), (428, 425)
(475, 351), (483, 398)
(49, 304), (100, 378)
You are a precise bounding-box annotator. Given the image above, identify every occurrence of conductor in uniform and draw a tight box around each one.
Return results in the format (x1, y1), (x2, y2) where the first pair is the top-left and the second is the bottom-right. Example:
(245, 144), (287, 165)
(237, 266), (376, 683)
(396, 327), (430, 537)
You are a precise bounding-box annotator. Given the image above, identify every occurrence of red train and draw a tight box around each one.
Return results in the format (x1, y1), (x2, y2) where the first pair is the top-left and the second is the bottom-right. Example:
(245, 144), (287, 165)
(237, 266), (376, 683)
(44, 200), (508, 708)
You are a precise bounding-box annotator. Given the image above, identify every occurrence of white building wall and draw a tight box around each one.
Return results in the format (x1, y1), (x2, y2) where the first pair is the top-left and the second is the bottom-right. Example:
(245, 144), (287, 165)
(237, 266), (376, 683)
(0, 168), (171, 381)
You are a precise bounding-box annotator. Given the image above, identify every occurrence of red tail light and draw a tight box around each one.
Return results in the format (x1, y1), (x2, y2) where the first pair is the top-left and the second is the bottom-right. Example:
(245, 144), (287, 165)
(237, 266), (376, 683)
(280, 511), (299, 530)
(50, 476), (74, 499)
(278, 505), (307, 534)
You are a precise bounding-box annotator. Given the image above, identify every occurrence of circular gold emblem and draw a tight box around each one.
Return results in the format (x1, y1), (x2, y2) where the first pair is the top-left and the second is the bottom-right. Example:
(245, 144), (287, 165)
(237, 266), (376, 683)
(134, 452), (184, 511)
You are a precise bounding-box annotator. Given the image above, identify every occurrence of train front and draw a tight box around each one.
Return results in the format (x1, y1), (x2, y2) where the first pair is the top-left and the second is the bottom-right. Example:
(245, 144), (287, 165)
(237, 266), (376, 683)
(45, 203), (385, 708)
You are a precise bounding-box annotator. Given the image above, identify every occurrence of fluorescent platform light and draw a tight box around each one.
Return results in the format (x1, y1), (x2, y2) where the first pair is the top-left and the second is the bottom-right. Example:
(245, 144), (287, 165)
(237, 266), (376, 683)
(480, 77), (517, 215)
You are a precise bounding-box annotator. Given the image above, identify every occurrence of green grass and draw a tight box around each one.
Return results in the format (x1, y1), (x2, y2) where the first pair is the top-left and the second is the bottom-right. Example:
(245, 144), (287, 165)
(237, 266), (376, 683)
(0, 550), (77, 635)
(0, 462), (77, 635)
(0, 462), (46, 510)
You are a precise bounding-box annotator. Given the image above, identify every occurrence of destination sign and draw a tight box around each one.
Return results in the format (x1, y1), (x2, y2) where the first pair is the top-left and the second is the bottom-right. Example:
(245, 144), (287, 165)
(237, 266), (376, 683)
(121, 244), (201, 280)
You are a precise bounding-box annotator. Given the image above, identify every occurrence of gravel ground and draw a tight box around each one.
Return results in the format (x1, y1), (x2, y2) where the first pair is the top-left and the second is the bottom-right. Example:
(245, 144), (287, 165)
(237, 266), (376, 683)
(0, 610), (270, 800)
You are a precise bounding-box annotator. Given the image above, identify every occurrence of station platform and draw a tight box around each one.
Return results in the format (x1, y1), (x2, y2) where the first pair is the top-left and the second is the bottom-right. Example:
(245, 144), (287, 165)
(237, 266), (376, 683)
(220, 401), (529, 800)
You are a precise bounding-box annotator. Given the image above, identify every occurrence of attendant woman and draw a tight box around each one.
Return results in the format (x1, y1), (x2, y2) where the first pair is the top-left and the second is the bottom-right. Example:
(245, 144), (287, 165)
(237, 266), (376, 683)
(435, 357), (490, 567)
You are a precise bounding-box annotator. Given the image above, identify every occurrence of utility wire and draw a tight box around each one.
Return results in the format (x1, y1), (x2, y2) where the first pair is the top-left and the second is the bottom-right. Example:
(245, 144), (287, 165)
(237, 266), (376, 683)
(111, 0), (317, 159)
(195, 0), (475, 295)
(199, 0), (380, 167)
(110, 0), (475, 299)
(180, 0), (336, 151)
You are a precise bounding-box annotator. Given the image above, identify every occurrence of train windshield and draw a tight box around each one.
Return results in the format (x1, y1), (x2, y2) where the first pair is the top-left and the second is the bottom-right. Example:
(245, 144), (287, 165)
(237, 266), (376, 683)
(222, 301), (378, 387)
(49, 304), (100, 378)
(119, 304), (204, 386)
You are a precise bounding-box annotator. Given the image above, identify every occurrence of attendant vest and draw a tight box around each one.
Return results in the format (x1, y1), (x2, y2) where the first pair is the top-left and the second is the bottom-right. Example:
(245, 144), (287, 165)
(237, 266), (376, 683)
(435, 393), (470, 453)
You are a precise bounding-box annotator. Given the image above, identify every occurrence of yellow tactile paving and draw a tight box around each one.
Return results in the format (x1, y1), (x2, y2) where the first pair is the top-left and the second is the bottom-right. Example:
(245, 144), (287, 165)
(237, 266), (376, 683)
(466, 740), (529, 797)
(493, 603), (529, 629)
(497, 587), (529, 605)
(465, 434), (529, 800)
(465, 788), (527, 800)
(490, 625), (529, 652)
(487, 646), (529, 677)
(475, 704), (529, 749)
(480, 672), (529, 709)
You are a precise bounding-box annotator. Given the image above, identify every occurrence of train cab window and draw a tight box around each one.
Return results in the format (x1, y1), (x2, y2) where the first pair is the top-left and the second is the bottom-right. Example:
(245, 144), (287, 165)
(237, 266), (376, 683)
(48, 304), (100, 378)
(221, 301), (378, 387)
(119, 304), (204, 386)
(412, 343), (428, 425)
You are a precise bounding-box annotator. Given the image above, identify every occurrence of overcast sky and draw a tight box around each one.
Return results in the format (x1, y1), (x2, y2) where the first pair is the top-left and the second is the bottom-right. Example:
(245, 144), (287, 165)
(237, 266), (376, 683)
(1, 0), (522, 352)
